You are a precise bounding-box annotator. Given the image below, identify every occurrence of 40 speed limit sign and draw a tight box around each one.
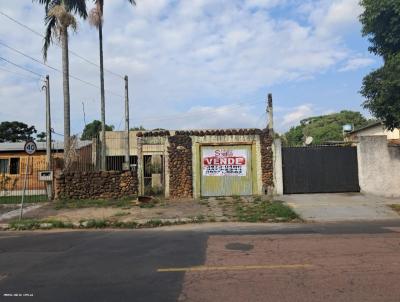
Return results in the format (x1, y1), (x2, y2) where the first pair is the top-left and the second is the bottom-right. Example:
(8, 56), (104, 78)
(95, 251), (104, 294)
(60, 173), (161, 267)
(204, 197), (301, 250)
(24, 141), (37, 155)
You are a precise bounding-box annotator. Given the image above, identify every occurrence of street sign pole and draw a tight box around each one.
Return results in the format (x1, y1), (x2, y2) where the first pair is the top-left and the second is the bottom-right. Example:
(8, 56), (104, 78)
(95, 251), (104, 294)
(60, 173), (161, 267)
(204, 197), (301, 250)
(19, 141), (37, 220)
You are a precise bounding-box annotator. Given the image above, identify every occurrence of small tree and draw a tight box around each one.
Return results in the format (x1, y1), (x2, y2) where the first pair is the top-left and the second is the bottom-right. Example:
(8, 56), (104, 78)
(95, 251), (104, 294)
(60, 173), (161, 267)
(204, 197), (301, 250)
(81, 120), (114, 140)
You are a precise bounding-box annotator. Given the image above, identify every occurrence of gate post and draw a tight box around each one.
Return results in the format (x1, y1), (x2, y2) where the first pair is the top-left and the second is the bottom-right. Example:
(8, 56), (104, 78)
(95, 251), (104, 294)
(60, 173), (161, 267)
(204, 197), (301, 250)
(137, 136), (144, 196)
(273, 138), (283, 195)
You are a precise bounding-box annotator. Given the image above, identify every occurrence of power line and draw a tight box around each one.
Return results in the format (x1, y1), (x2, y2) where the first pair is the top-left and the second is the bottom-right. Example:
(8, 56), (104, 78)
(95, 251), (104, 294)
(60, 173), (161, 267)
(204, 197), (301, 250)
(0, 10), (124, 79)
(0, 40), (124, 98)
(136, 100), (265, 123)
(0, 66), (43, 80)
(0, 56), (44, 78)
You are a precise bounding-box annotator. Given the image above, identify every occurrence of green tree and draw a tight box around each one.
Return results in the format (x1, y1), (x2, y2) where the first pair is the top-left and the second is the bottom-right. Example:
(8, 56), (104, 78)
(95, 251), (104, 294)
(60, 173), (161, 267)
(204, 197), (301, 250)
(36, 131), (47, 142)
(81, 120), (114, 140)
(130, 125), (145, 131)
(360, 0), (400, 130)
(282, 111), (371, 146)
(0, 121), (37, 143)
(35, 0), (88, 158)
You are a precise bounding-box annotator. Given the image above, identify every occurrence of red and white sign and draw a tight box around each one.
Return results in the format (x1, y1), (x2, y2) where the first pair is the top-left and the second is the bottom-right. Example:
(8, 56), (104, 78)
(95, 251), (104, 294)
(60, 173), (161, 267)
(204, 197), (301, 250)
(203, 149), (247, 176)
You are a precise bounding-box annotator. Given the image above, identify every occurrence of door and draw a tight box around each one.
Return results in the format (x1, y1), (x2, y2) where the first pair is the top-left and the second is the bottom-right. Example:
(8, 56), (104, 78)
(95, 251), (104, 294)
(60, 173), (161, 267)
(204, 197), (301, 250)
(282, 146), (359, 194)
(201, 145), (252, 197)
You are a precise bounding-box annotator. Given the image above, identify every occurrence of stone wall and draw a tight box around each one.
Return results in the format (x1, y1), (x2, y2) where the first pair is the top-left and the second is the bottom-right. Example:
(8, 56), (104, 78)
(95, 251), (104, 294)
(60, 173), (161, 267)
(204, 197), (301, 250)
(168, 135), (193, 198)
(55, 171), (138, 200)
(260, 129), (274, 193)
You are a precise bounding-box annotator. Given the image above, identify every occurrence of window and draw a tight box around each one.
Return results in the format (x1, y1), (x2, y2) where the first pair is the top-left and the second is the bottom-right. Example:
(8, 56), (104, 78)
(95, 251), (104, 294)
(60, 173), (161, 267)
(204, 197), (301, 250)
(0, 159), (9, 174)
(9, 158), (20, 175)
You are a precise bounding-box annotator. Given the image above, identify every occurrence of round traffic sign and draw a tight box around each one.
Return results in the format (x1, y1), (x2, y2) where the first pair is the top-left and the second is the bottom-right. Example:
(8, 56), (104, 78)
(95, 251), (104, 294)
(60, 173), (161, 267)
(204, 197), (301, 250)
(24, 141), (37, 155)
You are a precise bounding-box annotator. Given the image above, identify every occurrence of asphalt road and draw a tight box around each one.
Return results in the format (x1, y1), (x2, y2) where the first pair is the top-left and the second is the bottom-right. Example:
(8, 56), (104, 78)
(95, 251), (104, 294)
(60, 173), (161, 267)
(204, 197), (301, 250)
(1, 221), (400, 302)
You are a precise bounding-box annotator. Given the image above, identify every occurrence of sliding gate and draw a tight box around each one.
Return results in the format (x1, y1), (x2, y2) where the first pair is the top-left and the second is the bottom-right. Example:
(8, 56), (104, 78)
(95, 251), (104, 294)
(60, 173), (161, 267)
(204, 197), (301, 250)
(282, 146), (359, 194)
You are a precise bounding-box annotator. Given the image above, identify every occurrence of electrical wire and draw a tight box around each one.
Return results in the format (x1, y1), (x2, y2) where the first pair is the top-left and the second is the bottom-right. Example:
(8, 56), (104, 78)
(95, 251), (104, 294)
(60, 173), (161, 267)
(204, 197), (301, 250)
(0, 56), (44, 78)
(135, 100), (265, 123)
(0, 40), (124, 98)
(0, 10), (124, 79)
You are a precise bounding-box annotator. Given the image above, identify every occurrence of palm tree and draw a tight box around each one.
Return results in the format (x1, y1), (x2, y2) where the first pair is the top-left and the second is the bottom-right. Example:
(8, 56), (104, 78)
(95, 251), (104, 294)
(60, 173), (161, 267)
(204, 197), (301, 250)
(89, 0), (136, 170)
(35, 0), (87, 162)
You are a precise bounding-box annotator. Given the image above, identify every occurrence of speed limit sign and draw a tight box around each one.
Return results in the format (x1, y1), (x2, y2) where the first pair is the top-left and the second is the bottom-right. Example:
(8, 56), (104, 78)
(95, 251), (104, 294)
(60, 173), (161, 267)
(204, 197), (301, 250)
(24, 141), (37, 155)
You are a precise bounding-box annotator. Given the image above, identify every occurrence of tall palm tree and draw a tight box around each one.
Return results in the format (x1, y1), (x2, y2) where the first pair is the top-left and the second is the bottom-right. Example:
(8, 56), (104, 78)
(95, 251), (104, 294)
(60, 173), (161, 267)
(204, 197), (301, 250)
(35, 0), (87, 163)
(89, 0), (136, 170)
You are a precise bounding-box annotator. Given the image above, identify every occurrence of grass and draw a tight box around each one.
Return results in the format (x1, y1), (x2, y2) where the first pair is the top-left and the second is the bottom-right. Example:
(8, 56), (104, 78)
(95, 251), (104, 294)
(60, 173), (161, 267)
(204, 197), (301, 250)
(54, 196), (136, 210)
(0, 195), (48, 204)
(233, 200), (299, 223)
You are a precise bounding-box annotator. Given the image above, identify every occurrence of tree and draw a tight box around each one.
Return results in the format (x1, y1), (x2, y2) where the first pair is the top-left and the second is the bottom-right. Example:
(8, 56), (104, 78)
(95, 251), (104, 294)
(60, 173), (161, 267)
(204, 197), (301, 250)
(0, 121), (37, 143)
(282, 111), (371, 146)
(88, 0), (136, 169)
(36, 131), (47, 142)
(35, 0), (88, 159)
(130, 125), (145, 131)
(360, 0), (400, 130)
(81, 120), (114, 140)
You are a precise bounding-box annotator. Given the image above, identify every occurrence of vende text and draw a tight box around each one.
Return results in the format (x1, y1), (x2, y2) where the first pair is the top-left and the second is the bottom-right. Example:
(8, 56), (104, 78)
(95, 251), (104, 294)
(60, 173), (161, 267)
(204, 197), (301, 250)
(204, 157), (246, 166)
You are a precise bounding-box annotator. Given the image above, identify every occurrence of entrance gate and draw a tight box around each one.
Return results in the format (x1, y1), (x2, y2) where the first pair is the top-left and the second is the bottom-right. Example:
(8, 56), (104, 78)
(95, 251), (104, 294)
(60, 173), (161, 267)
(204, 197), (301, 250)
(282, 146), (359, 194)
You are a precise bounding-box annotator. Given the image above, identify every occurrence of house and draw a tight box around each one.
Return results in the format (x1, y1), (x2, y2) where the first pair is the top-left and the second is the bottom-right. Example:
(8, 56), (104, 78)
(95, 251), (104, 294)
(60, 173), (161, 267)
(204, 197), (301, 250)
(0, 141), (91, 194)
(346, 121), (400, 142)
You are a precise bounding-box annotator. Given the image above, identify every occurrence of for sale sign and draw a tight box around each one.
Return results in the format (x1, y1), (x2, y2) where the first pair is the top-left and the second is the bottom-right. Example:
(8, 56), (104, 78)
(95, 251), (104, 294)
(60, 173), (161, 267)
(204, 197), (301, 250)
(203, 149), (247, 176)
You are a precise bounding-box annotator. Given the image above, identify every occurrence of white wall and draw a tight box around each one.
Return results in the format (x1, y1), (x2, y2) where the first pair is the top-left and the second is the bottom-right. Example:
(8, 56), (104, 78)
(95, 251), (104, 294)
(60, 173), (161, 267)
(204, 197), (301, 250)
(357, 135), (400, 198)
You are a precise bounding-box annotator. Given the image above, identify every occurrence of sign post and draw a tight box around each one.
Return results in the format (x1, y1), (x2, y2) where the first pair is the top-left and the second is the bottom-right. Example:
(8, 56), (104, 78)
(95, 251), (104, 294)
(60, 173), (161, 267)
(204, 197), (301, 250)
(19, 141), (37, 220)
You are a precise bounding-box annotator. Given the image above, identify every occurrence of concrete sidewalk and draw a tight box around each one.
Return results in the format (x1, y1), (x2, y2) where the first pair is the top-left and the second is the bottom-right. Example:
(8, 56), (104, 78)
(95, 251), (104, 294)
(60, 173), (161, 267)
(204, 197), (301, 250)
(280, 193), (400, 222)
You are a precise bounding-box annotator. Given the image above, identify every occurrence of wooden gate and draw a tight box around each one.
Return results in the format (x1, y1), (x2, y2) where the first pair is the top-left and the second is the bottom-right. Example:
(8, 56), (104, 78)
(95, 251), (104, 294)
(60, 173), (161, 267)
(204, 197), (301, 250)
(282, 146), (359, 194)
(201, 145), (252, 197)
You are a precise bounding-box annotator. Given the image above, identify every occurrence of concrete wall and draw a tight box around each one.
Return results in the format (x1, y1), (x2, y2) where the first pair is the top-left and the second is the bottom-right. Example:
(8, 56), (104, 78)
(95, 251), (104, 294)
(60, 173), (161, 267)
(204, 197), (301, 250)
(357, 135), (400, 198)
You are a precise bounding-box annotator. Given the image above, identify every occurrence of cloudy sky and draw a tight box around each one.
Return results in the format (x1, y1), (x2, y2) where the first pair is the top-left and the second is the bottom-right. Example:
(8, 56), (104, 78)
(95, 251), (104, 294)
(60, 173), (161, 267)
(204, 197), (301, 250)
(0, 0), (379, 136)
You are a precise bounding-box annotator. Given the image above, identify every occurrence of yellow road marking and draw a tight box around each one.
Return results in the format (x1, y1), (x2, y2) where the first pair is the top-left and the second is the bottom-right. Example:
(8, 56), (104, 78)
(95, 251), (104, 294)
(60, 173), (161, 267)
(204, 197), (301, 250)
(157, 264), (313, 272)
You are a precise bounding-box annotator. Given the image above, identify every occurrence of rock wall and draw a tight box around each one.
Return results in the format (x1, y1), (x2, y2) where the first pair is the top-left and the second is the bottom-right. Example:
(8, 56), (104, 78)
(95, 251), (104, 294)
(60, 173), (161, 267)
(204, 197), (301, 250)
(260, 129), (274, 193)
(55, 171), (138, 200)
(168, 135), (193, 198)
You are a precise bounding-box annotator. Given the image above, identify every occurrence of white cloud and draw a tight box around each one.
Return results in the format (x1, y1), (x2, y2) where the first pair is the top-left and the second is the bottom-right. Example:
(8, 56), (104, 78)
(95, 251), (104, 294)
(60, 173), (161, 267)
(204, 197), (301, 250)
(308, 0), (363, 37)
(281, 104), (313, 126)
(0, 0), (367, 134)
(339, 56), (375, 72)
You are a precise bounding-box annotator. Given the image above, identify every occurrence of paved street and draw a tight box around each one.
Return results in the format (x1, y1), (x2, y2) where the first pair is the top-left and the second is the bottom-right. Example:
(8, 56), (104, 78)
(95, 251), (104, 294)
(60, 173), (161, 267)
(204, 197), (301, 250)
(1, 221), (400, 301)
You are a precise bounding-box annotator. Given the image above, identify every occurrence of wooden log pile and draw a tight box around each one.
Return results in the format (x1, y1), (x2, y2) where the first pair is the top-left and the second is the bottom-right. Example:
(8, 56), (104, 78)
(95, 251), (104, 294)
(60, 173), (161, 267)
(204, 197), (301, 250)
(55, 171), (138, 200)
(168, 135), (193, 198)
(260, 129), (274, 192)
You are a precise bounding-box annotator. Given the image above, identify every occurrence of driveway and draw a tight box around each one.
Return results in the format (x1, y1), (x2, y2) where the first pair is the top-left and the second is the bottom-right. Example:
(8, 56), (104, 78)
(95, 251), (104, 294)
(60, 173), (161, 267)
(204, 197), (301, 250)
(280, 193), (400, 222)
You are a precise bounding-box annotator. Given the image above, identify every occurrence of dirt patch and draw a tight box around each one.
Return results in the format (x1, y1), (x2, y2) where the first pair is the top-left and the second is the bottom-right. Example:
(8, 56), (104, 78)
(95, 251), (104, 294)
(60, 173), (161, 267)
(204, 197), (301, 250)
(2, 197), (301, 227)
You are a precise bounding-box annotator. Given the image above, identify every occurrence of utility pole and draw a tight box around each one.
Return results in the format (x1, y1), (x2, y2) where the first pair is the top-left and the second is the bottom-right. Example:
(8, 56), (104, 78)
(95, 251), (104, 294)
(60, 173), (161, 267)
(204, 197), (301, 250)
(267, 93), (274, 133)
(99, 20), (106, 171)
(44, 75), (52, 200)
(124, 75), (130, 171)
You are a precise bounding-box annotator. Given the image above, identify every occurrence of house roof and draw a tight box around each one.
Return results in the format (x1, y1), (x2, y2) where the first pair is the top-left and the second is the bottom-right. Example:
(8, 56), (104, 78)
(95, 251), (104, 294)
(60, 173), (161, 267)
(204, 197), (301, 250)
(0, 140), (92, 152)
(350, 121), (383, 134)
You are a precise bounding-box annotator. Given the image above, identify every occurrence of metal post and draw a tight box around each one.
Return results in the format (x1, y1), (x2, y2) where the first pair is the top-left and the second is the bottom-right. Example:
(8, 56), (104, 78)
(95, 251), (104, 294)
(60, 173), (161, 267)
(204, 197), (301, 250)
(137, 136), (144, 195)
(123, 75), (130, 171)
(45, 75), (52, 200)
(19, 157), (30, 220)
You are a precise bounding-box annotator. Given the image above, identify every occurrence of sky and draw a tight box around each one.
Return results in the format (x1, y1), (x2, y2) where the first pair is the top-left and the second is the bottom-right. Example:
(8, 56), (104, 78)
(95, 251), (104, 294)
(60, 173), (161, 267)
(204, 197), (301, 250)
(0, 0), (380, 137)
